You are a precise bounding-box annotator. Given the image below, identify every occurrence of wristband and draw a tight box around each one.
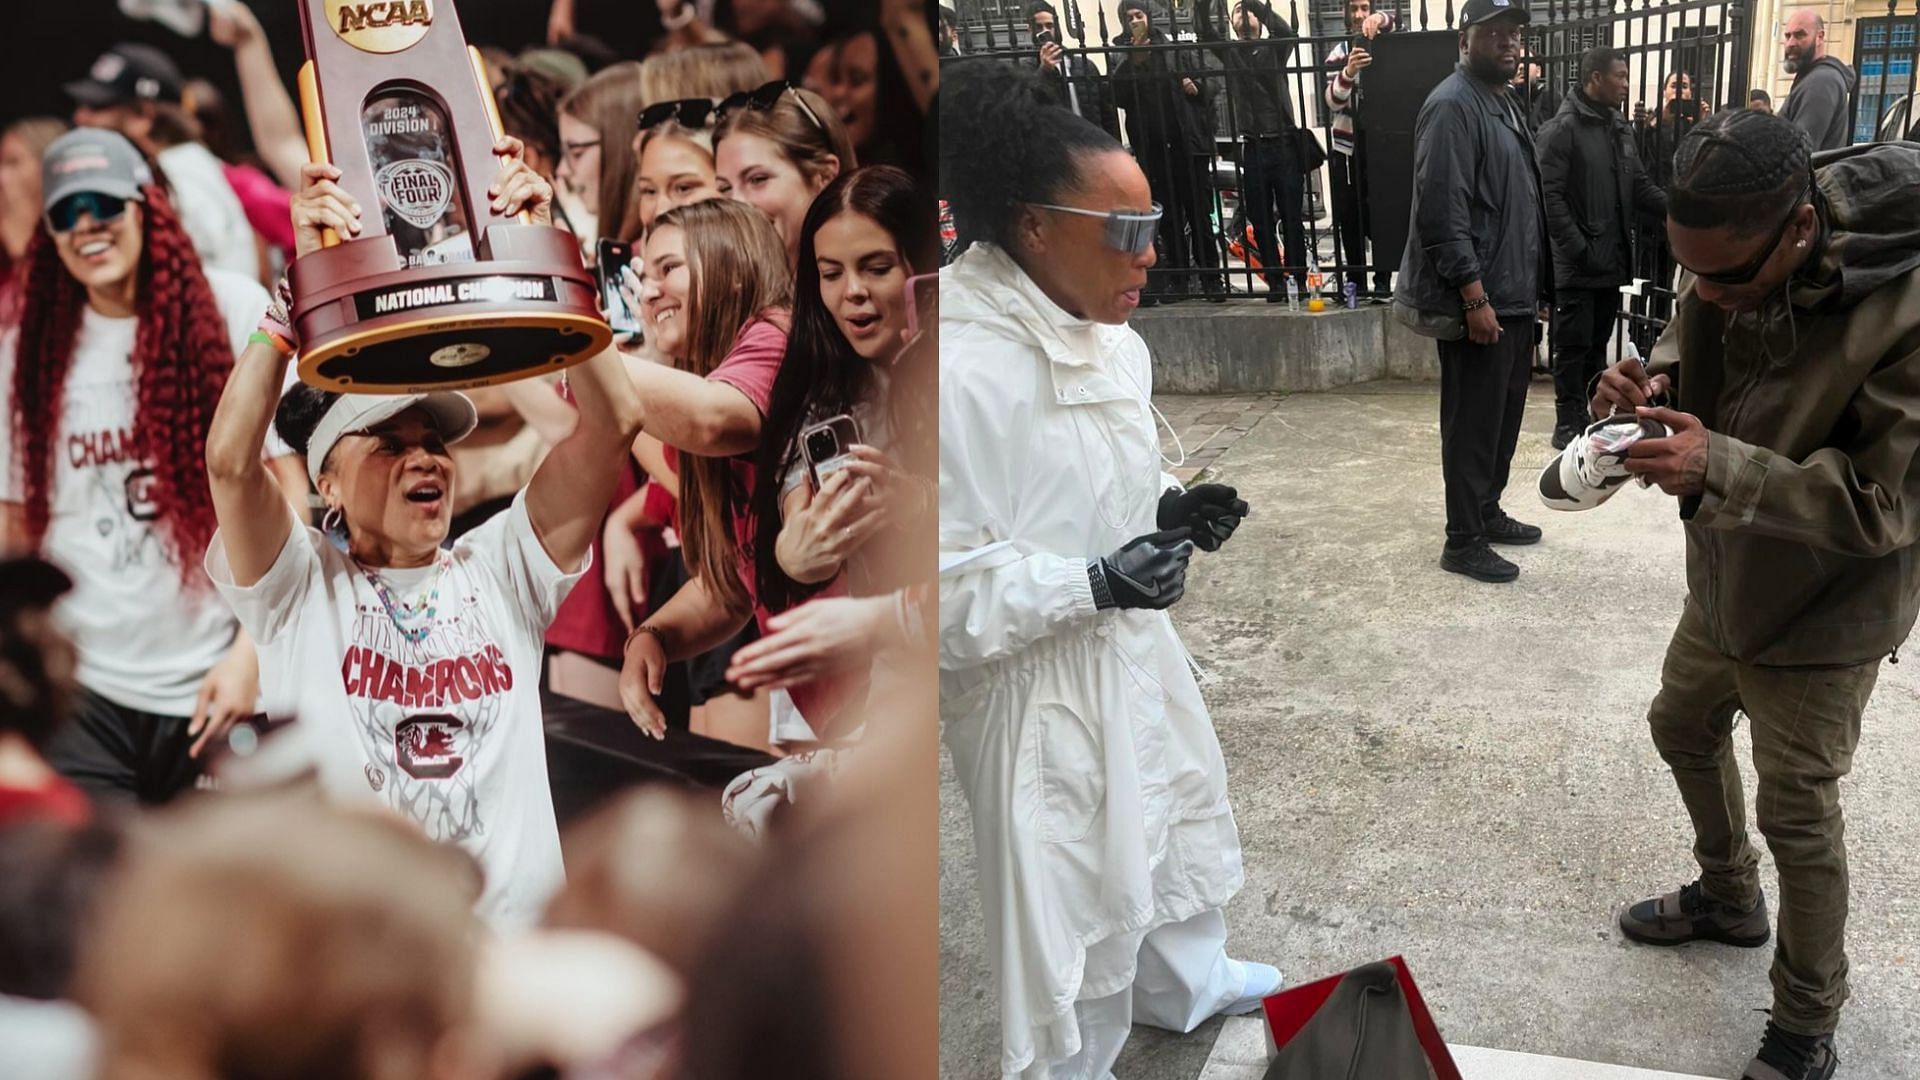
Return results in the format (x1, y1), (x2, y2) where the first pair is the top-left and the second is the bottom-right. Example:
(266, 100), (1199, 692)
(248, 329), (294, 356)
(625, 623), (669, 655)
(1086, 560), (1115, 610)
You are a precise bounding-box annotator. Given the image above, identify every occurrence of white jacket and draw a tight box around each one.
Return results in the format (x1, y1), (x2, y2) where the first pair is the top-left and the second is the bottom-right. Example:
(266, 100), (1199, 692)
(938, 244), (1243, 1078)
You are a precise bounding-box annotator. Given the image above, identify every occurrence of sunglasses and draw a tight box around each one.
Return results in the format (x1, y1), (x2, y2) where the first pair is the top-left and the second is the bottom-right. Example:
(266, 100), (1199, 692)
(1678, 179), (1812, 286)
(717, 80), (824, 131)
(46, 191), (130, 234)
(638, 97), (718, 132)
(1030, 202), (1164, 254)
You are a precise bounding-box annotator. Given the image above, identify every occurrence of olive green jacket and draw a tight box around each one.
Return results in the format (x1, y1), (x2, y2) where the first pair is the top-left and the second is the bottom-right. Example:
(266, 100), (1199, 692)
(1651, 142), (1920, 666)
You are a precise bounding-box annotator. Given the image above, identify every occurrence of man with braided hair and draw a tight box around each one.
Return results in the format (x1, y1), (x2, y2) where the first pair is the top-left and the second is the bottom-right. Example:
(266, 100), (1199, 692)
(1594, 110), (1920, 1080)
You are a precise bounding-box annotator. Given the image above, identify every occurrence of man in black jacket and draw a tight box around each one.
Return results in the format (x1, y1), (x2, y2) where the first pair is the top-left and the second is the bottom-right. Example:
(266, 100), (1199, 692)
(1537, 47), (1668, 448)
(1393, 0), (1548, 583)
(1194, 0), (1306, 301)
(1029, 0), (1121, 140)
(1111, 0), (1223, 301)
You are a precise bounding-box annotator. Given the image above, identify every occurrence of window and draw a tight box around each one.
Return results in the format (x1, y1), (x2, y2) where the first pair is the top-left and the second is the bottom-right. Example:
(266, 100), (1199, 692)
(1855, 16), (1920, 144)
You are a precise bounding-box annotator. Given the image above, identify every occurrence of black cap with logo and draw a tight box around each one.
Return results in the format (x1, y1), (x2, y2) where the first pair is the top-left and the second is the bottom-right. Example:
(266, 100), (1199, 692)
(64, 44), (185, 108)
(1458, 0), (1530, 27)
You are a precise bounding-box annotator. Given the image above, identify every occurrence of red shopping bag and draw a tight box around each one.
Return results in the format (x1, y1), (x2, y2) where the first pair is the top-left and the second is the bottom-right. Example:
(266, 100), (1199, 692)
(1258, 956), (1462, 1080)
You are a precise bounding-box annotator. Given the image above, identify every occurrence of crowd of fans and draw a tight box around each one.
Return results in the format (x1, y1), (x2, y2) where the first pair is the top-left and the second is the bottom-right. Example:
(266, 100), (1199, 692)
(0, 1), (937, 1077)
(941, 0), (1860, 312)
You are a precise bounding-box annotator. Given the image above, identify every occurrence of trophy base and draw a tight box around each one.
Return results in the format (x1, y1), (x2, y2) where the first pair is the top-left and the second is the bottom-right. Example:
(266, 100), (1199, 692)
(290, 224), (613, 394)
(298, 310), (611, 393)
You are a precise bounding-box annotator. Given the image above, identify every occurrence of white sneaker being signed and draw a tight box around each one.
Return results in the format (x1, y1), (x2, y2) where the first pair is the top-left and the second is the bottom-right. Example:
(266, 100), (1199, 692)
(1538, 415), (1671, 511)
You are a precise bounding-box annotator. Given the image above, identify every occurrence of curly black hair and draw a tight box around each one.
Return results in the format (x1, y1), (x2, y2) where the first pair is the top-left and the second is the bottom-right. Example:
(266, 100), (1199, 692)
(938, 58), (1124, 253)
(1669, 110), (1813, 236)
(272, 384), (343, 463)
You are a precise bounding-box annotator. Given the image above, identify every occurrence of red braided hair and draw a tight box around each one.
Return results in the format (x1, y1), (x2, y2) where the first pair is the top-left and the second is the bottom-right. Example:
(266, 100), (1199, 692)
(10, 185), (234, 583)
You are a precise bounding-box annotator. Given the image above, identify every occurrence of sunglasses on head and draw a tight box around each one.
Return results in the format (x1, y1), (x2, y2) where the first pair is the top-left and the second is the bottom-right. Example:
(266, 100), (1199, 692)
(638, 97), (718, 132)
(1030, 202), (1164, 254)
(717, 80), (824, 131)
(1678, 178), (1813, 286)
(46, 191), (130, 234)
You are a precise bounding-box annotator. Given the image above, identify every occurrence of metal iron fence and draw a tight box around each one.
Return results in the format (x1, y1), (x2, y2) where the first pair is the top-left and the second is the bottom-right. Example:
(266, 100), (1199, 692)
(1851, 2), (1920, 142)
(946, 0), (1755, 355)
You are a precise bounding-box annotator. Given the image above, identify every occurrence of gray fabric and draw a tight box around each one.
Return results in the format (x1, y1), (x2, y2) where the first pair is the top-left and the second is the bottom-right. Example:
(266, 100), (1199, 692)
(1536, 89), (1668, 289)
(1262, 962), (1431, 1080)
(1779, 56), (1857, 152)
(1394, 66), (1550, 320)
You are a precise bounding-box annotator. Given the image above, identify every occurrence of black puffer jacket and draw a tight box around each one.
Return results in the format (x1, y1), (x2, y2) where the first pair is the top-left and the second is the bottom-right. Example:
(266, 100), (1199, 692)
(1537, 89), (1668, 289)
(1109, 2), (1218, 161)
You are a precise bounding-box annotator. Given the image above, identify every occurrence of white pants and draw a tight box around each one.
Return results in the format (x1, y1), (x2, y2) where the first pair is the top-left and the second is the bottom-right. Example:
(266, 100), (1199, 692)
(1046, 907), (1243, 1080)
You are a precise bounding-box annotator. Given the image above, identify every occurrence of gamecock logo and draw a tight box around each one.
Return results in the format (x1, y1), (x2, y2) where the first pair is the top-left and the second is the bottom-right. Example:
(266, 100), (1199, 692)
(395, 714), (465, 780)
(375, 159), (454, 230)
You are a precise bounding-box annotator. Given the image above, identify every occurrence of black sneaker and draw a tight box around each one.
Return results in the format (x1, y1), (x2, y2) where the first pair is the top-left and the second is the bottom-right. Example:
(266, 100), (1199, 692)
(1742, 1022), (1838, 1080)
(1619, 879), (1771, 948)
(1483, 510), (1542, 546)
(1551, 425), (1578, 451)
(1440, 541), (1518, 583)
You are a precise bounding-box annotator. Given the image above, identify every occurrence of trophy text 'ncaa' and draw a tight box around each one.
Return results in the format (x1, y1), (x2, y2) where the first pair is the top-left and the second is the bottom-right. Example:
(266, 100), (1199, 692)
(290, 0), (611, 392)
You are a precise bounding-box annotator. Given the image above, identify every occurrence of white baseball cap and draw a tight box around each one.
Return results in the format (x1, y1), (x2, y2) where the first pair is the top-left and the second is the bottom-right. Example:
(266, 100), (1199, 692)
(306, 392), (479, 487)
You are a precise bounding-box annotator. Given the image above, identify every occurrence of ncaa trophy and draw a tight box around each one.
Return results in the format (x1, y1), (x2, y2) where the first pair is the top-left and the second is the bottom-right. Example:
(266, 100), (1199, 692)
(289, 0), (611, 392)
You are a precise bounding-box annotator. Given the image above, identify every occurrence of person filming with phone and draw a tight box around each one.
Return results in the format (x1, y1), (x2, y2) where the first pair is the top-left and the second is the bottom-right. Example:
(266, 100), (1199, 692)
(1028, 0), (1120, 140)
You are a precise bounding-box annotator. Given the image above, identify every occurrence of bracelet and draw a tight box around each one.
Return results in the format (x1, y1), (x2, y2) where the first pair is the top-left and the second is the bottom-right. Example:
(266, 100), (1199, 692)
(625, 623), (668, 654)
(1460, 296), (1490, 313)
(1086, 560), (1115, 610)
(248, 329), (295, 356)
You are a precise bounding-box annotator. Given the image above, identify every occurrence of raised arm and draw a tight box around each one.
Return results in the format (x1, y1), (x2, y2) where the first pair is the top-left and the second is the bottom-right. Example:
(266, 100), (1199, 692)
(622, 360), (764, 458)
(208, 2), (310, 191)
(205, 331), (298, 587)
(1243, 0), (1298, 43)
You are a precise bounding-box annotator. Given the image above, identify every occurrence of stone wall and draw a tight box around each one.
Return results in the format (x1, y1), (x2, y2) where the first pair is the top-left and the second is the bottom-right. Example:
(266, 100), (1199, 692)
(1131, 304), (1451, 393)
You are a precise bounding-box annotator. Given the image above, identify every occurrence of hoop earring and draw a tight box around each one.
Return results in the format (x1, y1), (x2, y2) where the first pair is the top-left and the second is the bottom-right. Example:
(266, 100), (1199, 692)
(322, 506), (344, 534)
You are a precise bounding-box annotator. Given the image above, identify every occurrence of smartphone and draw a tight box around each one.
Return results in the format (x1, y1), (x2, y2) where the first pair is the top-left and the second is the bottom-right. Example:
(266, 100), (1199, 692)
(1350, 35), (1369, 57)
(597, 238), (642, 336)
(1035, 27), (1057, 47)
(1669, 97), (1702, 121)
(800, 414), (863, 491)
(905, 272), (938, 341)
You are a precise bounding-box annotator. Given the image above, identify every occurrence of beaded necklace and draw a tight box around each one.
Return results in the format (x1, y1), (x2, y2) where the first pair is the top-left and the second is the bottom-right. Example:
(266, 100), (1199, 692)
(356, 550), (452, 643)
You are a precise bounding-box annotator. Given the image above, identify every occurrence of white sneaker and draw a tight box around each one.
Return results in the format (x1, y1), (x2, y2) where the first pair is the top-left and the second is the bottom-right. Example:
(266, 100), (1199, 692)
(1537, 415), (1670, 511)
(1220, 959), (1283, 1015)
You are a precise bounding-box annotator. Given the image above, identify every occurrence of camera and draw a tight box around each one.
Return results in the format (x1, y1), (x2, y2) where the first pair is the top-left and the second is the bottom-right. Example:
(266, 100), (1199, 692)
(806, 426), (841, 463)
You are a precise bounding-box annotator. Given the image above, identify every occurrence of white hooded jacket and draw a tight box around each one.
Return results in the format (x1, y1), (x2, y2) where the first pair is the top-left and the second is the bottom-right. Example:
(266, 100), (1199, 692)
(938, 243), (1243, 1077)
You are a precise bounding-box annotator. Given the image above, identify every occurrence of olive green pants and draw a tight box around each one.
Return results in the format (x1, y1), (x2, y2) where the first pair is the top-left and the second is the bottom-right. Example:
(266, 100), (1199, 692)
(1646, 601), (1880, 1036)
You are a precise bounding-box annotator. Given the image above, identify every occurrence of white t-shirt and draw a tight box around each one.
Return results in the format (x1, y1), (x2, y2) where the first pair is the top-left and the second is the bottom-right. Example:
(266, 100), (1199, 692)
(157, 142), (258, 280)
(206, 492), (586, 929)
(0, 268), (272, 716)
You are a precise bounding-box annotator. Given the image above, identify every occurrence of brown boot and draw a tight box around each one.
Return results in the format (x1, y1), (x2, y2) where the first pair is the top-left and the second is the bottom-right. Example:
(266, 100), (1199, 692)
(1619, 879), (1770, 948)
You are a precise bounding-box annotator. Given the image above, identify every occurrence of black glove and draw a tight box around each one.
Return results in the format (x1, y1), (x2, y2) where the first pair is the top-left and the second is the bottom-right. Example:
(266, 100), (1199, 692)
(1156, 484), (1249, 552)
(1088, 528), (1194, 610)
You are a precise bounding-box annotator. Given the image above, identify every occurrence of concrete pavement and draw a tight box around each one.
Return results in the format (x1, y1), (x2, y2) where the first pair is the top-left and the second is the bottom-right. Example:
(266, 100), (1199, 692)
(939, 381), (1920, 1079)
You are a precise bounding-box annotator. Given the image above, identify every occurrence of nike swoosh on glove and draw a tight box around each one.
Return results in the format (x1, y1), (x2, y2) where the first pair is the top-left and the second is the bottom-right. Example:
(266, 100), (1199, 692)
(1089, 527), (1195, 610)
(1157, 483), (1251, 551)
